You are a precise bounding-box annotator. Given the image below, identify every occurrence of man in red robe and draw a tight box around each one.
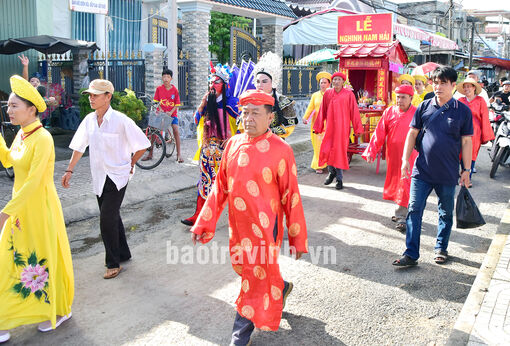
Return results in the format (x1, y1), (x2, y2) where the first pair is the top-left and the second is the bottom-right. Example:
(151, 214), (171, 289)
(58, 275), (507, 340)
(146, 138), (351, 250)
(191, 90), (308, 345)
(313, 72), (363, 189)
(362, 85), (418, 232)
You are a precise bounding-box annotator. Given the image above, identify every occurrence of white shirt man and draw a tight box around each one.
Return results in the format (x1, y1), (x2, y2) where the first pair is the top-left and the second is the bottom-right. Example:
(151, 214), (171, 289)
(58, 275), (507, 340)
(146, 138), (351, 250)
(62, 79), (150, 279)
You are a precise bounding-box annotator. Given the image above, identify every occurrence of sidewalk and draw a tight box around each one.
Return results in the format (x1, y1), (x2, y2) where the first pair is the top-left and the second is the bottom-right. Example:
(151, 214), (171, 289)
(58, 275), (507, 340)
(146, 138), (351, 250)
(0, 125), (312, 224)
(448, 203), (510, 345)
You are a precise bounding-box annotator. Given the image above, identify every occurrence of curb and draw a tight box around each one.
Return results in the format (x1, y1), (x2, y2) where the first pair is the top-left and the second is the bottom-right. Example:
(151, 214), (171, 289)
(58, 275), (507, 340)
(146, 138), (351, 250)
(447, 200), (510, 345)
(62, 134), (312, 224)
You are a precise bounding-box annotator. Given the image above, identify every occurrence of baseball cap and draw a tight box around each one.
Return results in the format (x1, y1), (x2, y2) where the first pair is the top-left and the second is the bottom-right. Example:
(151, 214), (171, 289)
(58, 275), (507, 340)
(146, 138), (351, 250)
(503, 80), (510, 86)
(81, 79), (114, 95)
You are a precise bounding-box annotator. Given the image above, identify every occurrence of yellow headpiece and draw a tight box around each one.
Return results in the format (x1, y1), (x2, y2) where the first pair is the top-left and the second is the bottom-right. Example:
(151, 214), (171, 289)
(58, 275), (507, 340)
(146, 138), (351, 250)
(413, 75), (427, 84)
(398, 74), (415, 87)
(10, 75), (47, 113)
(316, 71), (332, 83)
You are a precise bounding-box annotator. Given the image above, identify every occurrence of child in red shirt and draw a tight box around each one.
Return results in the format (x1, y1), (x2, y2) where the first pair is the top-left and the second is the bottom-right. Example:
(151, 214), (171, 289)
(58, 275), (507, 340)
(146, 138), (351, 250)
(154, 69), (183, 162)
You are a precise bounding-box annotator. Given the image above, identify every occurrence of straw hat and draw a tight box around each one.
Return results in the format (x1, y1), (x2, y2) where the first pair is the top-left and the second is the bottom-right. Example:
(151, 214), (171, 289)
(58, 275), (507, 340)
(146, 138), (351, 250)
(457, 78), (482, 96)
(10, 75), (47, 113)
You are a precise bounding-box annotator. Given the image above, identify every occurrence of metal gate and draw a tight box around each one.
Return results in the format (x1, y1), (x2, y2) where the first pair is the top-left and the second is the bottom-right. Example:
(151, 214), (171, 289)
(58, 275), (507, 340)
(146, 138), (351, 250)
(230, 26), (261, 65)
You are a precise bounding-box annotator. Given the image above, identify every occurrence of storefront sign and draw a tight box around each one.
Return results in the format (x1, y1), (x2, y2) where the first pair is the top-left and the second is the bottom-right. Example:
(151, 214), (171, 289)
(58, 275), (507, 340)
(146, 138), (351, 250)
(344, 58), (382, 68)
(376, 69), (386, 100)
(69, 0), (108, 15)
(338, 13), (393, 45)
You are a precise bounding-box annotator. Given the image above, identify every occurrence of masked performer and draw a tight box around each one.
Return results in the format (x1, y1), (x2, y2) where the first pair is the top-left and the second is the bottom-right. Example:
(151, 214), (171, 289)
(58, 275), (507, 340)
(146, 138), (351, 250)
(253, 52), (298, 139)
(182, 64), (239, 226)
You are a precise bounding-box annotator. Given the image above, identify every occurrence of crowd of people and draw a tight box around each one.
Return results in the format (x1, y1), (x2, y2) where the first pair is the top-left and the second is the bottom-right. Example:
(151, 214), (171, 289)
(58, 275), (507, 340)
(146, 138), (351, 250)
(0, 54), (506, 345)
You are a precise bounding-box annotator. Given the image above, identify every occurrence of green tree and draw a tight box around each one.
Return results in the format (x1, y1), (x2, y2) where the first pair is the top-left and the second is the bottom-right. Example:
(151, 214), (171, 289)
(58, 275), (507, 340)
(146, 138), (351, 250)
(209, 12), (252, 64)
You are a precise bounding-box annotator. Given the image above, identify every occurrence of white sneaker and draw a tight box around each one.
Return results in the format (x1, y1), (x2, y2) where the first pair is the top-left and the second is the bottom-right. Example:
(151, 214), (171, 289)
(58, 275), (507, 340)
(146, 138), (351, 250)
(37, 312), (72, 332)
(0, 331), (10, 343)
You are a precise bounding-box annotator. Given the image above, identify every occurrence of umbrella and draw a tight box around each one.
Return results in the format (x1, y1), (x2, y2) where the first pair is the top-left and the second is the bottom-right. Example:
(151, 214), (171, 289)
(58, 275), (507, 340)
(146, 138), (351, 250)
(413, 62), (441, 76)
(297, 48), (339, 65)
(0, 35), (98, 55)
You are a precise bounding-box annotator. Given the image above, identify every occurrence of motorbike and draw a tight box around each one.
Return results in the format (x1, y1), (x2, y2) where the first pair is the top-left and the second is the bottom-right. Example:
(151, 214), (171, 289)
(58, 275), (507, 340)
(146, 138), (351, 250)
(489, 101), (509, 138)
(489, 109), (510, 178)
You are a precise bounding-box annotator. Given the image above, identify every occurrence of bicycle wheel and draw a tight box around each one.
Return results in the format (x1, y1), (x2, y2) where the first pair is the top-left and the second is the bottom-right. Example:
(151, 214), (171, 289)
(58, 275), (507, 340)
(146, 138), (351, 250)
(164, 131), (176, 158)
(136, 129), (166, 170)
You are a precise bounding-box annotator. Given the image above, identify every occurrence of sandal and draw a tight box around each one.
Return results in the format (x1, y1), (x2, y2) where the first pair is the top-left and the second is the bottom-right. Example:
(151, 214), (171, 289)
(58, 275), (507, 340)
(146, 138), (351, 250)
(434, 249), (448, 264)
(391, 216), (398, 222)
(315, 169), (323, 174)
(104, 266), (123, 279)
(392, 255), (417, 267)
(395, 222), (406, 232)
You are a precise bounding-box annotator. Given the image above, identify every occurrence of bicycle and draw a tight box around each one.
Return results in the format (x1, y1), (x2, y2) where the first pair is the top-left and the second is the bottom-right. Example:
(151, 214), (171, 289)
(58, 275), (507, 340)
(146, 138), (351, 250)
(0, 102), (16, 179)
(135, 98), (176, 170)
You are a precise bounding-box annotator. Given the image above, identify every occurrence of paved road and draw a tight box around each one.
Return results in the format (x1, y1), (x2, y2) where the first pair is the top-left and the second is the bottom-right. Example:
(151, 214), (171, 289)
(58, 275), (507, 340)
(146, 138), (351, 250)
(4, 139), (510, 345)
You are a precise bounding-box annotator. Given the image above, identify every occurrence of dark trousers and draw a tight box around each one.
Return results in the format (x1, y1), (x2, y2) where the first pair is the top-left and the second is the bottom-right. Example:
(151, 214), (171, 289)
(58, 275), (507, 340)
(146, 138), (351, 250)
(328, 165), (343, 181)
(230, 218), (287, 345)
(97, 176), (131, 269)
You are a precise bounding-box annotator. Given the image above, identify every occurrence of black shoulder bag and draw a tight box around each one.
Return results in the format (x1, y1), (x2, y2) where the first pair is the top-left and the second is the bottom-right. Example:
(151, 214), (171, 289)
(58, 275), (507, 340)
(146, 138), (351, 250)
(414, 101), (453, 151)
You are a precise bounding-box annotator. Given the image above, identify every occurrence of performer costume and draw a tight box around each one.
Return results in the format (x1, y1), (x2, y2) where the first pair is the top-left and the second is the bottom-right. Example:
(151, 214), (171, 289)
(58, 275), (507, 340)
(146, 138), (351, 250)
(313, 75), (363, 170)
(362, 85), (418, 207)
(191, 91), (308, 331)
(457, 78), (495, 174)
(303, 71), (330, 170)
(185, 64), (240, 226)
(253, 52), (298, 139)
(0, 76), (74, 330)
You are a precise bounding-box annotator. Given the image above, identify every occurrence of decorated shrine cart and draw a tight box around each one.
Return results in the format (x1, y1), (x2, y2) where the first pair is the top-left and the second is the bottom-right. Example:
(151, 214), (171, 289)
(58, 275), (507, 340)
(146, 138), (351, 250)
(335, 40), (409, 172)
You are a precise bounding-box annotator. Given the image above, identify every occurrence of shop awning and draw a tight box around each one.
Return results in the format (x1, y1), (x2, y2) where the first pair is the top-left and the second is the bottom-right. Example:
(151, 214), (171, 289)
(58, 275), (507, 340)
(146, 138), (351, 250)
(0, 35), (98, 55)
(478, 56), (510, 70)
(283, 8), (458, 51)
(296, 48), (338, 64)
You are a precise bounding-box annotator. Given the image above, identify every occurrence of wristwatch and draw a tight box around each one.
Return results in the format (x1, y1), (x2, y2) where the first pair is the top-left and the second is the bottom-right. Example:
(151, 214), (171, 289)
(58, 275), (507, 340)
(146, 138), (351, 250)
(463, 168), (471, 173)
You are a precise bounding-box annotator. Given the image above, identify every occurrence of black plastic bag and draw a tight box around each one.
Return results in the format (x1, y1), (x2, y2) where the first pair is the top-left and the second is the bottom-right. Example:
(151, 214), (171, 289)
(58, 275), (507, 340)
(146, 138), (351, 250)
(456, 186), (486, 229)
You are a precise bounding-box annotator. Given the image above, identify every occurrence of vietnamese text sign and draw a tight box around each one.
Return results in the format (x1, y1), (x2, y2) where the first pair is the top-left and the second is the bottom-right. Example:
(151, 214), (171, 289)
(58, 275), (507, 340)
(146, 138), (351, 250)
(338, 13), (393, 45)
(69, 0), (108, 15)
(344, 58), (382, 68)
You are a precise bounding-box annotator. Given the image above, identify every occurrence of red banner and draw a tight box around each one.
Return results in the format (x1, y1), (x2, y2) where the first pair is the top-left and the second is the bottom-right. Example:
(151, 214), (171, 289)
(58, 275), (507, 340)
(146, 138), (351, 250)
(338, 13), (393, 45)
(376, 69), (386, 101)
(343, 58), (382, 68)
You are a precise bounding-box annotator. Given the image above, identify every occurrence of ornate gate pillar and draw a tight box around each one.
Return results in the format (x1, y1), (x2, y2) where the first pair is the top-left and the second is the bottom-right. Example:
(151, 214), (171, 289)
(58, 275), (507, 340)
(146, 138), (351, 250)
(180, 1), (213, 109)
(259, 17), (289, 57)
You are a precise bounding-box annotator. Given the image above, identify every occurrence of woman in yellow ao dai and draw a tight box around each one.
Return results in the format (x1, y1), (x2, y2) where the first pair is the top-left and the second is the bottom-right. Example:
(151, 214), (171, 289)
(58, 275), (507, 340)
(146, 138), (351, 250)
(0, 76), (74, 343)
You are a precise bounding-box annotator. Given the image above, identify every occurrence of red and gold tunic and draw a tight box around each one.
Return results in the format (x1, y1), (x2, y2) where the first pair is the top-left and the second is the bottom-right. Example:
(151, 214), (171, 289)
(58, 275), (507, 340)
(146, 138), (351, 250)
(191, 130), (308, 331)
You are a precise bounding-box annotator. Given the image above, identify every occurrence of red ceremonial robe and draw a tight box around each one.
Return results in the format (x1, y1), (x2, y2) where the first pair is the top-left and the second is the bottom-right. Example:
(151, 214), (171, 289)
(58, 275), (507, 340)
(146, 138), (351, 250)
(362, 105), (418, 208)
(191, 130), (308, 331)
(313, 88), (363, 169)
(459, 96), (494, 161)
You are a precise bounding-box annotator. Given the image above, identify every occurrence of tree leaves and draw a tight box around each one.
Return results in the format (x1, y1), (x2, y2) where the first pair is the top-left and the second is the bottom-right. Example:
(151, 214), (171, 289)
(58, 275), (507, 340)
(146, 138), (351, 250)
(209, 12), (252, 64)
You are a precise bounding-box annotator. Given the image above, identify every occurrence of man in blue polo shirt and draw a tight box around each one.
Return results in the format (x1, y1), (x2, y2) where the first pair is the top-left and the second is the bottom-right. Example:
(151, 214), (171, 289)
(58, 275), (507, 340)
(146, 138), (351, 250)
(393, 66), (473, 267)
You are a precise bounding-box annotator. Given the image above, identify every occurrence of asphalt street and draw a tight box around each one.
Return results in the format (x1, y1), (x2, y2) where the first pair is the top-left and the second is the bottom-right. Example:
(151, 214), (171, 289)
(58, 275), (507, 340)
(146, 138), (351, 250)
(4, 142), (510, 345)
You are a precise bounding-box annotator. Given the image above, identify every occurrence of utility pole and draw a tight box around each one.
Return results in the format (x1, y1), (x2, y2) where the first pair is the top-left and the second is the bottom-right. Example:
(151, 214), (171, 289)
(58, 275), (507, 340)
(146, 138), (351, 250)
(447, 0), (453, 65)
(467, 16), (477, 70)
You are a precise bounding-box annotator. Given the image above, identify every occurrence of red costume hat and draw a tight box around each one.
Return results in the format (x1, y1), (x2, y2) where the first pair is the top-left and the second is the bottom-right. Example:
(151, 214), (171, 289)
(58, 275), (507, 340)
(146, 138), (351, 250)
(395, 85), (414, 96)
(331, 72), (346, 81)
(239, 90), (275, 106)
